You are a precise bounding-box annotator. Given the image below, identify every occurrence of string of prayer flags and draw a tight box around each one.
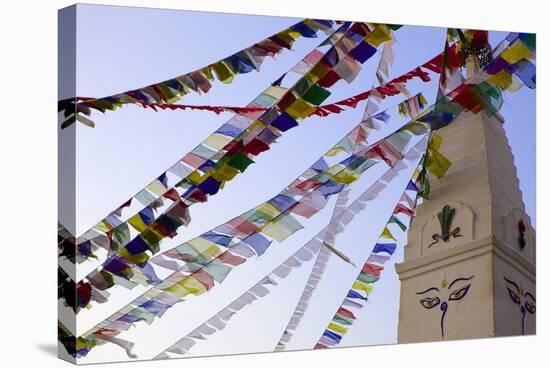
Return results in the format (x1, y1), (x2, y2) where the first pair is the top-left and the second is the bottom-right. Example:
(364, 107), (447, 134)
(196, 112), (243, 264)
(59, 22), (356, 268)
(71, 51), (440, 123)
(277, 37), (535, 346)
(73, 31), (540, 312)
(313, 55), (440, 118)
(153, 230), (324, 359)
(71, 115), (431, 358)
(59, 22), (400, 311)
(58, 50), (442, 278)
(275, 133), (429, 351)
(361, 34), (396, 141)
(143, 133), (430, 360)
(59, 19), (338, 128)
(416, 32), (535, 133)
(79, 108), (423, 310)
(314, 157), (425, 350)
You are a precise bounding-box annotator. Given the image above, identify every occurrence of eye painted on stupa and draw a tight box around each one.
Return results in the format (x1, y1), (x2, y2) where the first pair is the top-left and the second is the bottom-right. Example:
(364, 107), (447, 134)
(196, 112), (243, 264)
(419, 296), (441, 309)
(415, 275), (474, 338)
(524, 292), (536, 314)
(446, 276), (473, 299)
(503, 277), (523, 305)
(506, 287), (521, 305)
(448, 284), (471, 301)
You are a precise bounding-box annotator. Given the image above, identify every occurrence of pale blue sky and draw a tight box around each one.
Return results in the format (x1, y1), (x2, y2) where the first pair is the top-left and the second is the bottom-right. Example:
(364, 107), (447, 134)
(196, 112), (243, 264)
(58, 4), (535, 363)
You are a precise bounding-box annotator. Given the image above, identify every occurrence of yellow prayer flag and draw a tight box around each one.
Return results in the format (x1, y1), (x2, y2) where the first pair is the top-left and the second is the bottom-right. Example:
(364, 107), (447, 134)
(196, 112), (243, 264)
(328, 323), (348, 334)
(212, 164), (240, 182)
(187, 238), (221, 259)
(365, 25), (391, 47)
(165, 282), (191, 298)
(500, 41), (533, 64)
(352, 280), (374, 295)
(326, 146), (344, 157)
(203, 133), (233, 150)
(119, 248), (149, 265)
(128, 214), (148, 233)
(427, 150), (451, 179)
(487, 70), (513, 90)
(351, 280), (373, 295)
(381, 226), (396, 240)
(332, 169), (360, 184)
(428, 134), (443, 151)
(94, 220), (113, 233)
(285, 98), (317, 119)
(179, 276), (207, 295)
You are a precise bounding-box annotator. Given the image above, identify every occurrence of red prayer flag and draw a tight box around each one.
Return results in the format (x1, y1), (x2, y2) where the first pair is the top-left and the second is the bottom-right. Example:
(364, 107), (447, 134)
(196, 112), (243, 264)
(162, 188), (180, 202)
(218, 251), (246, 266)
(192, 268), (215, 290)
(362, 263), (384, 277)
(394, 203), (414, 217)
(336, 307), (356, 320)
(241, 138), (270, 156)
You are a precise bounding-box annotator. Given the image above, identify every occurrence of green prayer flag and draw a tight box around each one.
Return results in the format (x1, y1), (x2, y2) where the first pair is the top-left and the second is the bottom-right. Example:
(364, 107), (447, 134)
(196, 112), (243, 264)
(112, 223), (131, 251)
(358, 272), (380, 284)
(333, 314), (353, 326)
(387, 24), (403, 30)
(522, 33), (536, 50)
(204, 261), (232, 283)
(389, 215), (407, 231)
(226, 152), (254, 172)
(419, 170), (431, 199)
(301, 84), (332, 105)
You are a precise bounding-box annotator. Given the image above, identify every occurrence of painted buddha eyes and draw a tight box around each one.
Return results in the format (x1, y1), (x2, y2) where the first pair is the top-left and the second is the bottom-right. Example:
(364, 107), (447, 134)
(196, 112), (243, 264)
(448, 284), (471, 301)
(506, 287), (521, 305)
(525, 301), (536, 314)
(503, 277), (536, 313)
(416, 276), (474, 308)
(418, 284), (470, 309)
(419, 297), (440, 309)
(416, 276), (474, 338)
(503, 277), (535, 334)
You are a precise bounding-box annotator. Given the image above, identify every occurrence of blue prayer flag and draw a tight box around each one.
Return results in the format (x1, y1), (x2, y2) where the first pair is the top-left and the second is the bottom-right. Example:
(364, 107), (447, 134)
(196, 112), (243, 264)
(372, 243), (397, 255)
(242, 233), (272, 256)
